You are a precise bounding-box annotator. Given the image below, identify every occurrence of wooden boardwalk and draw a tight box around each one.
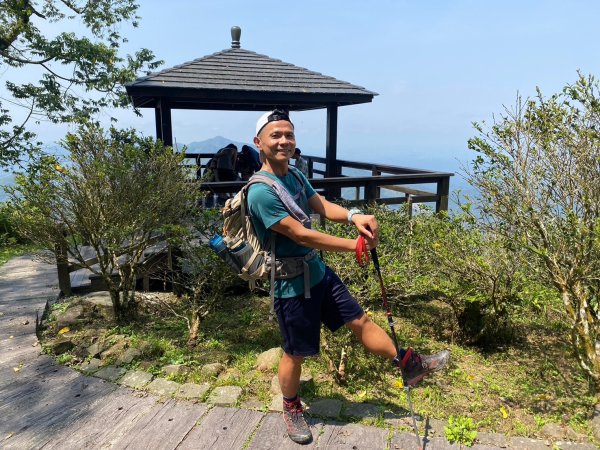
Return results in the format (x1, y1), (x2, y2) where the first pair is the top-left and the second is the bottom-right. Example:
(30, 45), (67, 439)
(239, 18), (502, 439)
(1, 255), (592, 450)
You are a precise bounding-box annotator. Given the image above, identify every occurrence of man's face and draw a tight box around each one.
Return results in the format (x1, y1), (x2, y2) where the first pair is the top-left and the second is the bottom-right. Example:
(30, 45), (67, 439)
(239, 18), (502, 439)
(254, 120), (295, 164)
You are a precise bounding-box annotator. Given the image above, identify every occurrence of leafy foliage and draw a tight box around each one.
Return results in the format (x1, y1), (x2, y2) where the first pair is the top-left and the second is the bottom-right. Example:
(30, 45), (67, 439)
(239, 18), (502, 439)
(0, 0), (161, 166)
(467, 73), (600, 390)
(6, 122), (196, 321)
(445, 415), (478, 446)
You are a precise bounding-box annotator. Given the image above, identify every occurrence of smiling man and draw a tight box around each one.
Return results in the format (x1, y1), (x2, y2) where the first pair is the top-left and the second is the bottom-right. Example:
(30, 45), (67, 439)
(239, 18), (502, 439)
(247, 109), (449, 444)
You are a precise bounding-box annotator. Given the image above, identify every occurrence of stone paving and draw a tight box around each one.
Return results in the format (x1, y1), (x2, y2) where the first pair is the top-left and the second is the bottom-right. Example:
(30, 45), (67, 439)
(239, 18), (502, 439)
(1, 254), (598, 449)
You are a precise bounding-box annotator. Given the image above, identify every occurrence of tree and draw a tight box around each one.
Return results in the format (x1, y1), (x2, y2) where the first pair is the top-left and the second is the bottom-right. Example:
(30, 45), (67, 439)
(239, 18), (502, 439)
(7, 122), (197, 321)
(467, 74), (600, 391)
(0, 0), (161, 167)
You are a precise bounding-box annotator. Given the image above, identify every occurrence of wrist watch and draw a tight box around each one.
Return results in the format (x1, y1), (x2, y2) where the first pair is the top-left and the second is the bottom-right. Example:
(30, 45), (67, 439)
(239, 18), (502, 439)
(347, 208), (362, 225)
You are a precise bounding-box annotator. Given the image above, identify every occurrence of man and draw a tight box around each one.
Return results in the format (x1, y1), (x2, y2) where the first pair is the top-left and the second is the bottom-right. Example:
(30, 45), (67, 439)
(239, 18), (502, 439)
(248, 109), (449, 445)
(237, 144), (261, 180)
(291, 147), (309, 177)
(215, 143), (238, 182)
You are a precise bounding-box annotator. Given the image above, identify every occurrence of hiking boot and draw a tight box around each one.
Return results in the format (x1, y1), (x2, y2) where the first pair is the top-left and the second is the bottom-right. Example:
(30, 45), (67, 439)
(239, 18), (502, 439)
(282, 397), (312, 444)
(396, 348), (450, 386)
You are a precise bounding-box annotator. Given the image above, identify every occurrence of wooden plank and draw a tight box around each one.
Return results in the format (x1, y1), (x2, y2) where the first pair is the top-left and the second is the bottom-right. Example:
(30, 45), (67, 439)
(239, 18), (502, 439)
(315, 421), (388, 449)
(247, 412), (324, 450)
(381, 184), (434, 197)
(39, 389), (159, 449)
(0, 372), (117, 449)
(111, 399), (209, 449)
(178, 406), (264, 450)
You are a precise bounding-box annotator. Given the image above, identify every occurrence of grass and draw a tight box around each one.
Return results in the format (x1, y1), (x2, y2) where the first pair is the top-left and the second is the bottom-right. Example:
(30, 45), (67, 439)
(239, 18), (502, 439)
(40, 288), (598, 445)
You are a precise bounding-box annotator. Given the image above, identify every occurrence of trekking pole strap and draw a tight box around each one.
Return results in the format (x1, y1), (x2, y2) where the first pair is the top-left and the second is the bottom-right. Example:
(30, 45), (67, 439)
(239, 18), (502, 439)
(355, 235), (369, 266)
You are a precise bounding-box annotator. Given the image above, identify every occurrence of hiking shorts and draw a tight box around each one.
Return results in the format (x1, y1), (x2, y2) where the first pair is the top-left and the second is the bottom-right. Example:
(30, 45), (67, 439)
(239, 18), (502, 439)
(274, 266), (364, 357)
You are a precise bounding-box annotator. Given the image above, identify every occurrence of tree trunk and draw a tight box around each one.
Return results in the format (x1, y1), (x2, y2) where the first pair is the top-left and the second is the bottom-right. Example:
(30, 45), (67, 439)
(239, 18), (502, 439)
(187, 312), (201, 349)
(561, 285), (600, 392)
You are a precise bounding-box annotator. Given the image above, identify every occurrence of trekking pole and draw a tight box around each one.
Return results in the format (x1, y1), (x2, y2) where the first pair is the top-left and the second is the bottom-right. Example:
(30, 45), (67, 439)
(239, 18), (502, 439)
(367, 242), (423, 450)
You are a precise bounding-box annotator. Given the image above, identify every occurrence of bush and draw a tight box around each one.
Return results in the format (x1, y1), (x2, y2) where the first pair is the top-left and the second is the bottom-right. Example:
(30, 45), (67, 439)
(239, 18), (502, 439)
(321, 204), (526, 348)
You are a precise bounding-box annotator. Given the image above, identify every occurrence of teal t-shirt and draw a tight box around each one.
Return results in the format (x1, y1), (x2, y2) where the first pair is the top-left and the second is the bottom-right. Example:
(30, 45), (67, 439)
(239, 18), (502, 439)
(247, 168), (326, 298)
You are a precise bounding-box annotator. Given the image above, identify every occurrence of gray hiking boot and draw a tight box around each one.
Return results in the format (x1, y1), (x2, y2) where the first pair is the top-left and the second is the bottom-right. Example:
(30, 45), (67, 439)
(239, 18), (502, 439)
(396, 348), (450, 386)
(282, 397), (312, 444)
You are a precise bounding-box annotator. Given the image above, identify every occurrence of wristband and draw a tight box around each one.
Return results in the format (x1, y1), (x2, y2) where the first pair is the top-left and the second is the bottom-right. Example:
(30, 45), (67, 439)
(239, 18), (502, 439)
(347, 208), (362, 225)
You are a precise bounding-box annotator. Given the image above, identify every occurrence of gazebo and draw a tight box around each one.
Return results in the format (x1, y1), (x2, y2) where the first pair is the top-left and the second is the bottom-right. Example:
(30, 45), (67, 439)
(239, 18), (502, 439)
(125, 27), (451, 210)
(125, 26), (376, 179)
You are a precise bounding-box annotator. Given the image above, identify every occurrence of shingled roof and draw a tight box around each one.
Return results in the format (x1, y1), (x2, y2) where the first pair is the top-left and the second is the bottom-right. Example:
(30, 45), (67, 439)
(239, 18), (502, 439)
(125, 47), (377, 111)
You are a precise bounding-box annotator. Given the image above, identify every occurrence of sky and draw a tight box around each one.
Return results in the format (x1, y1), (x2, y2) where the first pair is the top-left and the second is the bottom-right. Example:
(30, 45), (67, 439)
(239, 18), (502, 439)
(9, 0), (600, 177)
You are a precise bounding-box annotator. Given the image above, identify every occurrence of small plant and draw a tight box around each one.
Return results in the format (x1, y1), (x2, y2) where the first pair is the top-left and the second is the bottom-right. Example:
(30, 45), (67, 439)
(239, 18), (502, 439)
(444, 415), (478, 447)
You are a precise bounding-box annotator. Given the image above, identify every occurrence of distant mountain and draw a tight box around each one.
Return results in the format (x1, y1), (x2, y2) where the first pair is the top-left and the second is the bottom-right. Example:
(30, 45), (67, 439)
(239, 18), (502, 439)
(175, 136), (256, 154)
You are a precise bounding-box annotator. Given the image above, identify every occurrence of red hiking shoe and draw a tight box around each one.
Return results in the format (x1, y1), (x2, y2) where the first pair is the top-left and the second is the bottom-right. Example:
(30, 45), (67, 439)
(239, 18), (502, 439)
(397, 348), (450, 386)
(282, 397), (312, 444)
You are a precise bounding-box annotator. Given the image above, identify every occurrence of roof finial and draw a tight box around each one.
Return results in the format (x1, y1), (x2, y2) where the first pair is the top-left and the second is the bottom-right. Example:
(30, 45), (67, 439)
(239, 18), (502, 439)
(231, 26), (241, 49)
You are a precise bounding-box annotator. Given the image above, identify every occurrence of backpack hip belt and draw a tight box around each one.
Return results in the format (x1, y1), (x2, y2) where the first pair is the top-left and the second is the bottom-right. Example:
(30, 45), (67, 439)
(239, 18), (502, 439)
(270, 249), (317, 298)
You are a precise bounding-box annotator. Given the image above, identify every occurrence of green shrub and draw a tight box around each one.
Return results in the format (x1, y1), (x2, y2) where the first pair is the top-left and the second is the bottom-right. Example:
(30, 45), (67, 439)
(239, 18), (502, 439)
(444, 415), (478, 446)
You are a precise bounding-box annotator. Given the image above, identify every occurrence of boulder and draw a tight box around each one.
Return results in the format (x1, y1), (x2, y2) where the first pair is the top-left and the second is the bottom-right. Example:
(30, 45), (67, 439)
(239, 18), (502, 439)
(116, 348), (142, 366)
(255, 347), (282, 371)
(100, 340), (128, 361)
(163, 364), (191, 377)
(200, 363), (226, 378)
(55, 304), (86, 329)
(48, 338), (75, 355)
(80, 291), (115, 320)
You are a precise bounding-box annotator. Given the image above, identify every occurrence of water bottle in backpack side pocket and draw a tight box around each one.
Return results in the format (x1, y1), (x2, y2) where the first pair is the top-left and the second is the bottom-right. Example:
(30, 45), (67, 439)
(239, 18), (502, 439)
(209, 234), (242, 273)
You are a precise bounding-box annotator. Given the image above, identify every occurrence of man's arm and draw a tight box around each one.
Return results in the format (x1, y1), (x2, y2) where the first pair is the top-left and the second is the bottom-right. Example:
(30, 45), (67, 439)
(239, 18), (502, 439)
(270, 216), (357, 252)
(308, 193), (379, 242)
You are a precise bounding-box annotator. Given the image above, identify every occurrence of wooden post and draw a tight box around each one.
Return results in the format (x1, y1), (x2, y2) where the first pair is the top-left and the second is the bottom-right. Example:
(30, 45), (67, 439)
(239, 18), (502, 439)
(55, 237), (72, 297)
(365, 180), (377, 204)
(155, 97), (173, 147)
(406, 194), (413, 218)
(372, 167), (381, 200)
(436, 176), (450, 213)
(326, 106), (340, 199)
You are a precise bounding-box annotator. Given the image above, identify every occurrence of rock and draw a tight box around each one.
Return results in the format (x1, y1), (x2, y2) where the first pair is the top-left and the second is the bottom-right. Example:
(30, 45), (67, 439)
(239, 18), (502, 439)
(146, 378), (180, 397)
(80, 358), (101, 374)
(80, 291), (115, 320)
(270, 394), (284, 412)
(208, 386), (242, 406)
(48, 338), (75, 355)
(55, 304), (85, 329)
(307, 398), (342, 418)
(540, 422), (565, 440)
(116, 348), (141, 366)
(119, 370), (153, 389)
(425, 418), (447, 437)
(94, 365), (127, 382)
(100, 340), (128, 361)
(255, 347), (282, 371)
(163, 364), (191, 377)
(591, 404), (600, 442)
(241, 399), (264, 410)
(475, 431), (508, 447)
(509, 436), (549, 450)
(86, 341), (110, 358)
(200, 363), (226, 378)
(270, 375), (281, 395)
(219, 368), (242, 382)
(176, 382), (211, 400)
(344, 402), (380, 419)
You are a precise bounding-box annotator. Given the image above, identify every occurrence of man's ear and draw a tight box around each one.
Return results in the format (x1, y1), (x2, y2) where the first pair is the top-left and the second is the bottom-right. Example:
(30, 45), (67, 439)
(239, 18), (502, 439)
(253, 136), (261, 149)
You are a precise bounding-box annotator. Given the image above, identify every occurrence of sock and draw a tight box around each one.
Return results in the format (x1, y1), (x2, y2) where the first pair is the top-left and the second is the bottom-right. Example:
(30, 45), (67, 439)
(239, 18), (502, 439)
(398, 348), (407, 359)
(283, 394), (299, 404)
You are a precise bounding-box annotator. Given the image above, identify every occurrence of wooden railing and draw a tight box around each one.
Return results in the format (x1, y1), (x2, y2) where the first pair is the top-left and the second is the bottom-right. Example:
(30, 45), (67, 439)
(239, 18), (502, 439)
(184, 152), (453, 212)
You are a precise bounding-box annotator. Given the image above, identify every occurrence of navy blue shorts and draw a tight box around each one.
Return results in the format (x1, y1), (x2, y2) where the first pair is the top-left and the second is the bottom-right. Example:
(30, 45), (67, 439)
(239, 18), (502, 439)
(274, 266), (365, 357)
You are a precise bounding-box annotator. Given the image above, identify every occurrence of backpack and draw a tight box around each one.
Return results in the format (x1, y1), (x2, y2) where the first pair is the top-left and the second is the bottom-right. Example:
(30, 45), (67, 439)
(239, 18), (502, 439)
(210, 167), (316, 315)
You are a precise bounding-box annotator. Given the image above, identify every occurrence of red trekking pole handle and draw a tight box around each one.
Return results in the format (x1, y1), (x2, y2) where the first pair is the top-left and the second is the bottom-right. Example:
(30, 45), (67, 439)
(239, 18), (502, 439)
(355, 235), (369, 267)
